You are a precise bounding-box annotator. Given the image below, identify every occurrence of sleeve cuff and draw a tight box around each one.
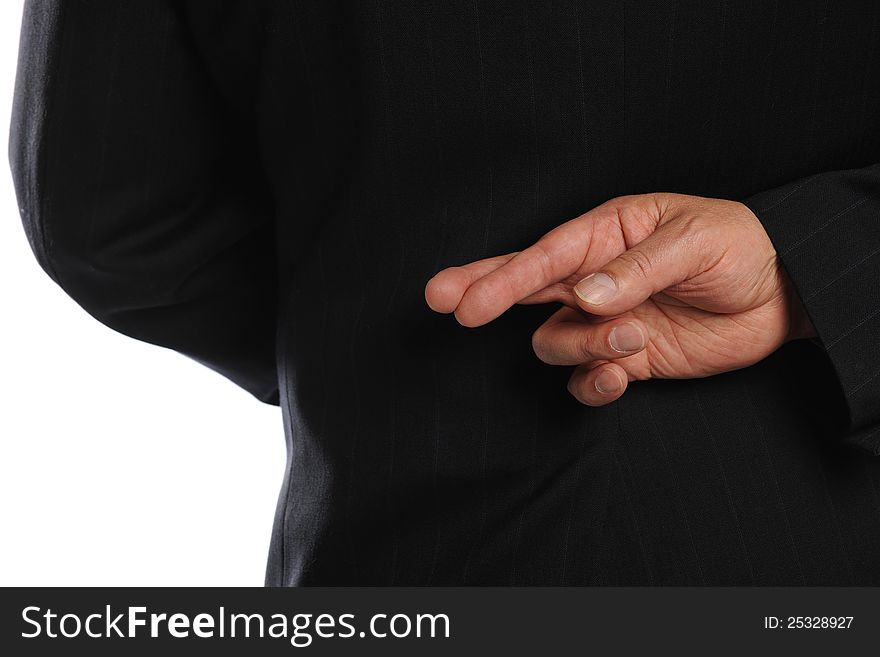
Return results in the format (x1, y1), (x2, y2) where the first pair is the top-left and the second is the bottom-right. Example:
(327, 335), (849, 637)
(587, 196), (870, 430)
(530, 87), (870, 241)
(741, 164), (880, 455)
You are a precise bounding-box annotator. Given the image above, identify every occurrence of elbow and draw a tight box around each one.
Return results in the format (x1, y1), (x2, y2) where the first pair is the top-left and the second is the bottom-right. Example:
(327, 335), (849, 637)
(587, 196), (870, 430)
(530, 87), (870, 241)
(13, 186), (171, 329)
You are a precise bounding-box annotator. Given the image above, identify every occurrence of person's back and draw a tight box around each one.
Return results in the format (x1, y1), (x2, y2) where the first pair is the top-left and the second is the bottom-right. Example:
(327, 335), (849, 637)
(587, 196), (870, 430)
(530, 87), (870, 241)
(12, 0), (880, 585)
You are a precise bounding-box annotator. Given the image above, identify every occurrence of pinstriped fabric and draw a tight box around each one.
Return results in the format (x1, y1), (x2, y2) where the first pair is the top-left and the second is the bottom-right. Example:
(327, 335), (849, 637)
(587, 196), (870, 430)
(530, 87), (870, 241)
(13, 0), (880, 586)
(611, 418), (656, 585)
(372, 0), (401, 586)
(558, 419), (591, 583)
(738, 381), (807, 585)
(572, 0), (589, 198)
(808, 2), (831, 172)
(694, 389), (756, 583)
(506, 0), (541, 587)
(751, 0), (779, 177)
(856, 4), (880, 164)
(700, 0), (728, 188)
(424, 2), (446, 586)
(658, 1), (678, 173)
(815, 458), (857, 585)
(642, 392), (706, 584)
(458, 0), (490, 586)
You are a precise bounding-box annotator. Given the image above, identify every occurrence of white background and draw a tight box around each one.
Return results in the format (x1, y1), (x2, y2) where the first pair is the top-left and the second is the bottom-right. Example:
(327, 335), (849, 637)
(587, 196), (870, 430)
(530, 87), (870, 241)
(0, 0), (286, 586)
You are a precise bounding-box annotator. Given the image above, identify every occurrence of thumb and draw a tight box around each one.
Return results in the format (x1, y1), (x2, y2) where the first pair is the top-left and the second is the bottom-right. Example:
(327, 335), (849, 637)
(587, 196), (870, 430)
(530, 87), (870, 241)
(572, 223), (708, 316)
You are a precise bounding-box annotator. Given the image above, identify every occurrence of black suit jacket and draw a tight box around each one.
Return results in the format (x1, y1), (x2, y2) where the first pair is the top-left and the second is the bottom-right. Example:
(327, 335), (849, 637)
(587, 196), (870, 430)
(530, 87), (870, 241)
(10, 0), (880, 585)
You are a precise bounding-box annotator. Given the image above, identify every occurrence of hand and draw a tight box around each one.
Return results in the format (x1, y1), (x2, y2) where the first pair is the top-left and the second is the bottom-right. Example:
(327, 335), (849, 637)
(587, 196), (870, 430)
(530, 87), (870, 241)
(425, 193), (816, 406)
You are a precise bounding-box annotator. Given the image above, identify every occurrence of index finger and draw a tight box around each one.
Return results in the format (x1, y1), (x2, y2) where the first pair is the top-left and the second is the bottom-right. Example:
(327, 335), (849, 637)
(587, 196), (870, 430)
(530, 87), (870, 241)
(452, 213), (597, 327)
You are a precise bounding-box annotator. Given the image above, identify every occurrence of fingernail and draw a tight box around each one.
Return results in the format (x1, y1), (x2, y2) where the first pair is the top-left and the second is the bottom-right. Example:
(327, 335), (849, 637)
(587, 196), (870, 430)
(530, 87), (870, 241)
(595, 370), (621, 394)
(574, 272), (617, 305)
(609, 323), (645, 353)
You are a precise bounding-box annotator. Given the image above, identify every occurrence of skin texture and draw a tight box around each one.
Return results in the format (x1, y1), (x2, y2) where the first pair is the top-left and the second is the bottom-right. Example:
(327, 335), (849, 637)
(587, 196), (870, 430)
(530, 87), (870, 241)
(425, 193), (817, 407)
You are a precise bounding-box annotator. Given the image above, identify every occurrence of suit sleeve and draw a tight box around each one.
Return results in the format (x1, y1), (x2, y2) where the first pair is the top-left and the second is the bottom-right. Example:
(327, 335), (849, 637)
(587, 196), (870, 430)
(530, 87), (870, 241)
(9, 0), (280, 405)
(742, 164), (880, 455)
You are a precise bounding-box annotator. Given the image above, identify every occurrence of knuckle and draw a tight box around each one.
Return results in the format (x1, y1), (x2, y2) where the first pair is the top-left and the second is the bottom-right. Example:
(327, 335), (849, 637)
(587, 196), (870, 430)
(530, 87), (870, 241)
(576, 333), (598, 362)
(532, 241), (556, 282)
(676, 211), (709, 243)
(617, 248), (653, 281)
